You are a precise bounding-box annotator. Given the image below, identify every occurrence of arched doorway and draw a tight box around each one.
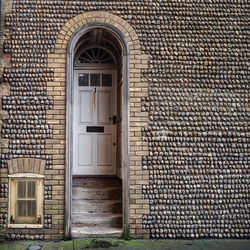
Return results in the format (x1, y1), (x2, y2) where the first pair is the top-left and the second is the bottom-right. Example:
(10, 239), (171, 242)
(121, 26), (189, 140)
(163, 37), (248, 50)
(47, 11), (146, 240)
(70, 27), (126, 238)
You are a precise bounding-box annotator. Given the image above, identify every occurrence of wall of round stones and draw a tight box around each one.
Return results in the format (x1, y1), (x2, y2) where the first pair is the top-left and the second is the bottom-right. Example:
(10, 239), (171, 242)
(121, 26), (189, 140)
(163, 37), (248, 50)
(0, 0), (11, 241)
(0, 0), (249, 240)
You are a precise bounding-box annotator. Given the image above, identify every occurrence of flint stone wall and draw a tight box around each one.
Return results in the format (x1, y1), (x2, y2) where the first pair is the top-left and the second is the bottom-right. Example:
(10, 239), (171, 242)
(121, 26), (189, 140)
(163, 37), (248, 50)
(0, 0), (249, 240)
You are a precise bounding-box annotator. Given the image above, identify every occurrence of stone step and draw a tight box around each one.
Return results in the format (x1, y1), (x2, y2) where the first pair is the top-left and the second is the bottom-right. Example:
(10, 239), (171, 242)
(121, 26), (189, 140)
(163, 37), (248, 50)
(71, 177), (123, 237)
(72, 186), (122, 200)
(72, 212), (122, 226)
(73, 177), (122, 188)
(72, 200), (122, 213)
(71, 226), (122, 238)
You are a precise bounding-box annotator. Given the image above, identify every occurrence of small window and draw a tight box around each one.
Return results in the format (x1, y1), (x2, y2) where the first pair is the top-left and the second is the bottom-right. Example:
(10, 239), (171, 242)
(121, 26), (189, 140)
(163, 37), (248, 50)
(102, 74), (112, 86)
(79, 73), (89, 86)
(9, 177), (43, 226)
(17, 181), (36, 221)
(90, 74), (100, 86)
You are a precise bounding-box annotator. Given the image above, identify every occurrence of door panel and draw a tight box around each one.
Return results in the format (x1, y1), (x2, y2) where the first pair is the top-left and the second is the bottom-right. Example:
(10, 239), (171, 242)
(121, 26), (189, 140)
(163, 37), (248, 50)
(98, 91), (111, 124)
(73, 69), (116, 175)
(78, 134), (93, 166)
(97, 134), (112, 166)
(80, 91), (93, 123)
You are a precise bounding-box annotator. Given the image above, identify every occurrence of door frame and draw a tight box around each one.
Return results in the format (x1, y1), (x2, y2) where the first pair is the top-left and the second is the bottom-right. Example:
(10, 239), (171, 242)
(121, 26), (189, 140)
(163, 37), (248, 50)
(65, 24), (130, 239)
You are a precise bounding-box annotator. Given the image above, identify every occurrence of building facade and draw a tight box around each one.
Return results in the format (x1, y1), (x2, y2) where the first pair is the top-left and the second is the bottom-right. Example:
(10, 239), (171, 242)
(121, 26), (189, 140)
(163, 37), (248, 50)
(0, 0), (249, 240)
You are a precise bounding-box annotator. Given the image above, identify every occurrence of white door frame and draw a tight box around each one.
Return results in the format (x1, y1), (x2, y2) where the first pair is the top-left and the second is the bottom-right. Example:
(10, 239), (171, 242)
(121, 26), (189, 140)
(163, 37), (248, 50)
(65, 24), (130, 239)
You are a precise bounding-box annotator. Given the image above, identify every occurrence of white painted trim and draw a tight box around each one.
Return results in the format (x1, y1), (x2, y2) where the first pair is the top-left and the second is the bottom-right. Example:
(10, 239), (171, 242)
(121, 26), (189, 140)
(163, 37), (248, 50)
(74, 64), (116, 70)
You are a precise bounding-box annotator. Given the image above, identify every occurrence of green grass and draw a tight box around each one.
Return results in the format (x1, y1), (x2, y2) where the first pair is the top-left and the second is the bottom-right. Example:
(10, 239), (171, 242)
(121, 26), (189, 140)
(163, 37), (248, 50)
(0, 239), (250, 250)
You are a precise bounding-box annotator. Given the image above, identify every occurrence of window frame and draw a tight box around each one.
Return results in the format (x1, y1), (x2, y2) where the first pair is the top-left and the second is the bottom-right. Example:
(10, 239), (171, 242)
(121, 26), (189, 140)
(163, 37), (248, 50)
(8, 173), (44, 229)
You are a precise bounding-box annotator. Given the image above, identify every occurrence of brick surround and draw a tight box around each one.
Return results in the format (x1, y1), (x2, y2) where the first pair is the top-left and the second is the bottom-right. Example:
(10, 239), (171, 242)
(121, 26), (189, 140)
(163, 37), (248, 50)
(47, 11), (150, 239)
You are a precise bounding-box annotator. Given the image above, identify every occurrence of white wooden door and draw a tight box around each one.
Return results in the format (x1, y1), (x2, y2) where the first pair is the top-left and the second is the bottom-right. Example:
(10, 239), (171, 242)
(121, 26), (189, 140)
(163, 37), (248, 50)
(73, 69), (117, 175)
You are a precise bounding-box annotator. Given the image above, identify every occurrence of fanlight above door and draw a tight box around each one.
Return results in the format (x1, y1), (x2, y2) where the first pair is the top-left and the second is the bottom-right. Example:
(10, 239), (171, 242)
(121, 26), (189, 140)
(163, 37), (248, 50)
(76, 47), (115, 64)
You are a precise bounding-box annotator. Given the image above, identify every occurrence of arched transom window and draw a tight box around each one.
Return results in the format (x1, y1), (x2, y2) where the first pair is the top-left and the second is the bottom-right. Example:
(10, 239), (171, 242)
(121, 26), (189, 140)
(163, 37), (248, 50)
(75, 47), (115, 64)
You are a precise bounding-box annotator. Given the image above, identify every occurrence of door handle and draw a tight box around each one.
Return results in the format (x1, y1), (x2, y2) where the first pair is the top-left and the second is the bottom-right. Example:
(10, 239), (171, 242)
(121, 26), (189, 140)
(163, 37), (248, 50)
(112, 115), (117, 124)
(109, 116), (117, 124)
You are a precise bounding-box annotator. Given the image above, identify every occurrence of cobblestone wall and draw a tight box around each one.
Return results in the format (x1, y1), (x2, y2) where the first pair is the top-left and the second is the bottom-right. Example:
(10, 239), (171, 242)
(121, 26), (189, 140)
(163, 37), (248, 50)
(0, 0), (249, 240)
(0, 0), (11, 241)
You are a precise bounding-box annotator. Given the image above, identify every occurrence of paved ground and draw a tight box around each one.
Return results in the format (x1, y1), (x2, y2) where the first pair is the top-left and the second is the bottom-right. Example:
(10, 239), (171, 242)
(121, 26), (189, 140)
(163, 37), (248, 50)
(0, 239), (250, 250)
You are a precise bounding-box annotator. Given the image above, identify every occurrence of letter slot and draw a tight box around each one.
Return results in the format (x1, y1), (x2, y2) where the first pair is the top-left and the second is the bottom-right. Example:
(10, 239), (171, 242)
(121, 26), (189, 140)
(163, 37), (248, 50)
(86, 126), (104, 133)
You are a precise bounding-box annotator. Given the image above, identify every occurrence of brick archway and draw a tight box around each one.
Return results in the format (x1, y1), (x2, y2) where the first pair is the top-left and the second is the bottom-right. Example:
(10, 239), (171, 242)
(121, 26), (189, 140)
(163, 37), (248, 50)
(54, 12), (141, 54)
(47, 12), (149, 239)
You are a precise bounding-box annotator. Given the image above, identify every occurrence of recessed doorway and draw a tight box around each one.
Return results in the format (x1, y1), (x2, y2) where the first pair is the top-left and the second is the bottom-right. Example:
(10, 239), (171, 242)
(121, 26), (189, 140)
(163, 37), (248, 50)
(70, 28), (125, 238)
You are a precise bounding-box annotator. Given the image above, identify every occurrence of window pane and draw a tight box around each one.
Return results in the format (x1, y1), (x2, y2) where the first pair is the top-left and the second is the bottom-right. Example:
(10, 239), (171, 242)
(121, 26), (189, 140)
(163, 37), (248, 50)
(27, 201), (37, 217)
(18, 181), (26, 198)
(79, 73), (89, 86)
(17, 200), (27, 216)
(90, 74), (100, 86)
(102, 74), (112, 86)
(27, 181), (36, 198)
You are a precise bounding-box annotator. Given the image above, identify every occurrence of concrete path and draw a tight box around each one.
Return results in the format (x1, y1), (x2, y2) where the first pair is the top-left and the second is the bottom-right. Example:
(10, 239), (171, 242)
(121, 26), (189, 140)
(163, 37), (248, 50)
(0, 239), (250, 250)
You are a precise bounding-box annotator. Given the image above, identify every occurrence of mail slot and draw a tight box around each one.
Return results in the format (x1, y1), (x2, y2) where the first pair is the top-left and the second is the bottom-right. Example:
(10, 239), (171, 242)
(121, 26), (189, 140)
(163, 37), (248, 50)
(86, 126), (104, 133)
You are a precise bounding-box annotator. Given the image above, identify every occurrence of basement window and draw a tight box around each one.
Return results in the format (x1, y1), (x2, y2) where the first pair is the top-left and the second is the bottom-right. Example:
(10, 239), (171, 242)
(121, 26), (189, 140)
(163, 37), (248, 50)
(8, 173), (44, 228)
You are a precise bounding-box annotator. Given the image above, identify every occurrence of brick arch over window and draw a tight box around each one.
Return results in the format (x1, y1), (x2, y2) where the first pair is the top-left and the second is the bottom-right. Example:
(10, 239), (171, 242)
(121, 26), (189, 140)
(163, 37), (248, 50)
(47, 11), (150, 239)
(7, 158), (46, 175)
